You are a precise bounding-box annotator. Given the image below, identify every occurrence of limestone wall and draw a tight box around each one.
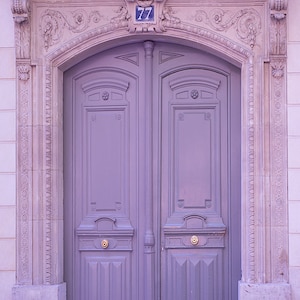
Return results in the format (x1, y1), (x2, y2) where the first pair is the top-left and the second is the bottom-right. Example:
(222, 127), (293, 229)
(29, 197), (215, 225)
(0, 1), (16, 299)
(288, 0), (300, 299)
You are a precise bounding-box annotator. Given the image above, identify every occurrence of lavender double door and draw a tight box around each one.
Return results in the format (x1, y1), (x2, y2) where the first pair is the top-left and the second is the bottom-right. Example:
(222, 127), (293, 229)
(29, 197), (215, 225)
(64, 41), (241, 300)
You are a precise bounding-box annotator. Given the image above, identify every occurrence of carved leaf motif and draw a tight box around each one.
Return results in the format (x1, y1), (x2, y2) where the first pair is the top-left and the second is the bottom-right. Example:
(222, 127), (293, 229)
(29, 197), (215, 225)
(271, 63), (284, 78)
(18, 65), (30, 81)
(194, 8), (261, 48)
(40, 9), (102, 50)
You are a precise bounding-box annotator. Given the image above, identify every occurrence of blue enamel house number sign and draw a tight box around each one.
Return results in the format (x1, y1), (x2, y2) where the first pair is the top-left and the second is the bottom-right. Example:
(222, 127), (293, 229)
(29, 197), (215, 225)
(135, 5), (154, 22)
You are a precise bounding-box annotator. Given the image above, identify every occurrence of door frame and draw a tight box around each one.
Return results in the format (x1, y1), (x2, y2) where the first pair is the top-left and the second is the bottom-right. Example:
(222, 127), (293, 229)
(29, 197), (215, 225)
(13, 0), (291, 298)
(63, 42), (241, 299)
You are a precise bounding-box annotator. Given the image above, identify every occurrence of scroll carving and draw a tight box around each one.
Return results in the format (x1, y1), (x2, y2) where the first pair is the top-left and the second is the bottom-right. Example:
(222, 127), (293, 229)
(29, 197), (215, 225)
(40, 9), (102, 50)
(160, 6), (181, 29)
(110, 6), (131, 25)
(194, 8), (261, 48)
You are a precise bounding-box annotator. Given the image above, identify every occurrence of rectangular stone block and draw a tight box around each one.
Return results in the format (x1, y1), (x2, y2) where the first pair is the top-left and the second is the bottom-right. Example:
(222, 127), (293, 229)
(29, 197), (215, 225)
(0, 271), (15, 300)
(0, 143), (16, 173)
(239, 282), (291, 300)
(0, 174), (16, 205)
(0, 80), (16, 110)
(0, 207), (16, 238)
(12, 283), (66, 300)
(0, 239), (15, 270)
(0, 111), (16, 141)
(288, 169), (300, 200)
(288, 137), (300, 168)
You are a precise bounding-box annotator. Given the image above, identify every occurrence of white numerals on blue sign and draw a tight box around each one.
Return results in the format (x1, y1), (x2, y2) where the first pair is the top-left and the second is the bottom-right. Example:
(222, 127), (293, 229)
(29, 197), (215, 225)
(136, 5), (154, 22)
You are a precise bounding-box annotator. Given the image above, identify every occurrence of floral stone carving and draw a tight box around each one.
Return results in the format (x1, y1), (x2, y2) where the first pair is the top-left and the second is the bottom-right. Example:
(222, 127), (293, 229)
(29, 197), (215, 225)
(40, 9), (102, 50)
(194, 8), (261, 48)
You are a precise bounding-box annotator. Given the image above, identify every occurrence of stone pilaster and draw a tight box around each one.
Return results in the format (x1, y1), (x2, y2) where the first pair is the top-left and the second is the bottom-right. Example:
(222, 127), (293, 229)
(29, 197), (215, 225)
(12, 0), (33, 287)
(269, 0), (289, 284)
(12, 0), (66, 298)
(239, 0), (291, 297)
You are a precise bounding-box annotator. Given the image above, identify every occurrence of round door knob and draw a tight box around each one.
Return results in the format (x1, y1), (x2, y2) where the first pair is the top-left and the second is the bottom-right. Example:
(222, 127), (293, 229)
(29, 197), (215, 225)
(190, 235), (199, 246)
(101, 239), (109, 249)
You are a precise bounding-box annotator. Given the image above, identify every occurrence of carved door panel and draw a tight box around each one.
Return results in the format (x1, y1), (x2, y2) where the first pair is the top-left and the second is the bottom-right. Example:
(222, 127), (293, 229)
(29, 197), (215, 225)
(64, 42), (241, 300)
(64, 44), (145, 300)
(151, 44), (241, 300)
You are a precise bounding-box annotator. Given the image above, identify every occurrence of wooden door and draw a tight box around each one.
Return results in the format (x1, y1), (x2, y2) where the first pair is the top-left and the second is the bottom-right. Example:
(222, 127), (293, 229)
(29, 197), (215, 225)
(64, 41), (241, 300)
(154, 46), (241, 300)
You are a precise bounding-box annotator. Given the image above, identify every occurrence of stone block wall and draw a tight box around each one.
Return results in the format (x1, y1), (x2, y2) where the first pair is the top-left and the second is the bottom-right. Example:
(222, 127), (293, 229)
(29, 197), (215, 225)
(288, 0), (300, 299)
(0, 1), (16, 299)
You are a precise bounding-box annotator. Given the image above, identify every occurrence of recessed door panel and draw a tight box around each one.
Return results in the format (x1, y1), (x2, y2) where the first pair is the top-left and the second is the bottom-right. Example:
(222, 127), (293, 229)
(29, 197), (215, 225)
(64, 41), (241, 300)
(166, 250), (223, 300)
(174, 107), (216, 212)
(81, 254), (131, 300)
(86, 108), (127, 214)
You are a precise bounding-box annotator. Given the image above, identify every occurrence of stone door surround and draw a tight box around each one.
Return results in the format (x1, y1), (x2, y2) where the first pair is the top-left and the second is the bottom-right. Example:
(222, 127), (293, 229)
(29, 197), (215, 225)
(11, 0), (291, 299)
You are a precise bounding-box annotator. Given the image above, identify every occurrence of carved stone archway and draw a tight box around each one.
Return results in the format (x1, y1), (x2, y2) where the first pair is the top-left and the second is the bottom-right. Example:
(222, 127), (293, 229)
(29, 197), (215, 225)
(11, 0), (291, 299)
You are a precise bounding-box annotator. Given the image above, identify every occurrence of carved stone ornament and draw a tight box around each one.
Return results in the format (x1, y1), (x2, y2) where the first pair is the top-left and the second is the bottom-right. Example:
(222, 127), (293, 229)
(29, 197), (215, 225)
(269, 0), (287, 55)
(272, 62), (285, 78)
(40, 9), (102, 50)
(11, 0), (30, 23)
(18, 64), (30, 81)
(269, 0), (288, 11)
(194, 8), (261, 49)
(117, 0), (177, 33)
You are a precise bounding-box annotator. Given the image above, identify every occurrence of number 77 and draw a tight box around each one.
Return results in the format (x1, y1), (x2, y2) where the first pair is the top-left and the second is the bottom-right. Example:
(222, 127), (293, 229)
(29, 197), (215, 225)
(137, 6), (153, 21)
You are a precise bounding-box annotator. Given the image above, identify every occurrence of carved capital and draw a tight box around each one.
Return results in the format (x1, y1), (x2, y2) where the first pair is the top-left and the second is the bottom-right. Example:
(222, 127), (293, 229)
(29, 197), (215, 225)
(271, 61), (285, 78)
(11, 0), (30, 23)
(270, 0), (287, 21)
(269, 0), (287, 55)
(269, 0), (288, 11)
(18, 64), (30, 81)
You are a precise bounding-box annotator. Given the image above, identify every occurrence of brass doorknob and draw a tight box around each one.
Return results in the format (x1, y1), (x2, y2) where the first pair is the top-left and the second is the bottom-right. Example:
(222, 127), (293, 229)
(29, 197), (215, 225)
(101, 239), (109, 249)
(190, 235), (199, 246)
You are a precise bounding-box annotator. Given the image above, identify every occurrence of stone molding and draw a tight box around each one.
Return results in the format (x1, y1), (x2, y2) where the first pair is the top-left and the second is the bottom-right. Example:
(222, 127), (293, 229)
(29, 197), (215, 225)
(12, 0), (290, 298)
